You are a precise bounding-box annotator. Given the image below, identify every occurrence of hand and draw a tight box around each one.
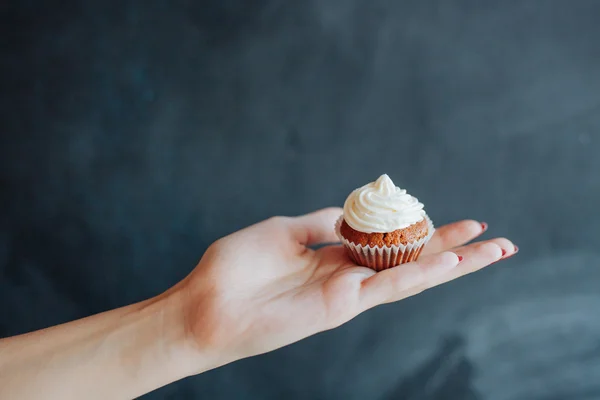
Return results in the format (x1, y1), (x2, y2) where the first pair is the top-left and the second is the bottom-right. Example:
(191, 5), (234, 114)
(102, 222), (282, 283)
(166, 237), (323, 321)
(179, 208), (517, 372)
(0, 207), (517, 399)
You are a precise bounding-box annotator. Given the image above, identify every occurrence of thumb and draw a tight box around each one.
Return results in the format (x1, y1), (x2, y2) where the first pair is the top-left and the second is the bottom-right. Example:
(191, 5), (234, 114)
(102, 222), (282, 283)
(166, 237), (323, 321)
(289, 207), (342, 246)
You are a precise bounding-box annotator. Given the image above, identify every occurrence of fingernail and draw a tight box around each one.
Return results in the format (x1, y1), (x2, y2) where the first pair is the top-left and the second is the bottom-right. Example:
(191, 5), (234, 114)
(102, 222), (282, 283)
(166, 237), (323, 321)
(457, 255), (464, 263)
(480, 222), (488, 232)
(499, 246), (519, 261)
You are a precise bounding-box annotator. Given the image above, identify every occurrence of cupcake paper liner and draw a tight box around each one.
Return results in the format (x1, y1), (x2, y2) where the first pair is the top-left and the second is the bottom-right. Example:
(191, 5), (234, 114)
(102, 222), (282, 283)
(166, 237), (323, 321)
(335, 214), (435, 271)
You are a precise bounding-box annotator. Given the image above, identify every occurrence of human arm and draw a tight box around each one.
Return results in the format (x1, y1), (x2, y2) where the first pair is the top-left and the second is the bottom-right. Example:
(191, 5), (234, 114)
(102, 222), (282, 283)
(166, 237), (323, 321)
(0, 288), (195, 399)
(0, 208), (517, 399)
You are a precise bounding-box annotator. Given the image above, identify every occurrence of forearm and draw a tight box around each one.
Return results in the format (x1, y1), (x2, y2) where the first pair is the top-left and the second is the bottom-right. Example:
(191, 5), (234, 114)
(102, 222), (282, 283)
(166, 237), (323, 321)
(0, 289), (198, 400)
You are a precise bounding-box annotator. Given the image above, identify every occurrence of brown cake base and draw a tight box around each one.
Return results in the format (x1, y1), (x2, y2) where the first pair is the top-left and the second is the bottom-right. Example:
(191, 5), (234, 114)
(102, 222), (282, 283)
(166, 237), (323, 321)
(339, 218), (429, 247)
(336, 216), (433, 270)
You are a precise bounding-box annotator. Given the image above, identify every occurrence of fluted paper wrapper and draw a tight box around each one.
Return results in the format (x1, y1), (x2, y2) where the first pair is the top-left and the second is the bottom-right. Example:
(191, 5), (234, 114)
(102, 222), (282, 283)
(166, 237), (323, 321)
(335, 215), (435, 271)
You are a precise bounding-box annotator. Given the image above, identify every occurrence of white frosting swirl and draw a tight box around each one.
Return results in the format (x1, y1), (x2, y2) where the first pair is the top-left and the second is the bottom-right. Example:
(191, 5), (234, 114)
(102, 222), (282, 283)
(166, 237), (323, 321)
(343, 174), (425, 233)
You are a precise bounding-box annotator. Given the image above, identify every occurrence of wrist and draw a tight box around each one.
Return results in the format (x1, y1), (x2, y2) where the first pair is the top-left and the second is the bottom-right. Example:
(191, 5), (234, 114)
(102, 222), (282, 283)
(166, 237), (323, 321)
(148, 285), (220, 378)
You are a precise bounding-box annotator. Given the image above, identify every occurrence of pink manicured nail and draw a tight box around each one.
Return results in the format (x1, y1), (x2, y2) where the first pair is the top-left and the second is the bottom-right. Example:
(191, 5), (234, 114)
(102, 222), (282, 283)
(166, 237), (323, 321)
(480, 222), (488, 232)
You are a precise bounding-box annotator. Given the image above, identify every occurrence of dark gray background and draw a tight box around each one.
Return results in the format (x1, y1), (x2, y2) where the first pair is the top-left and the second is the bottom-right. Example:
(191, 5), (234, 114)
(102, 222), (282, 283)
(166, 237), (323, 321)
(2, 1), (600, 399)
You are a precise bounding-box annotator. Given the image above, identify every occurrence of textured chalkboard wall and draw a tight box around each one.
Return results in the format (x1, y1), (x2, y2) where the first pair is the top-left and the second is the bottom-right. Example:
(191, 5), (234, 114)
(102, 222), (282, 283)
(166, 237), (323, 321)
(2, 1), (600, 399)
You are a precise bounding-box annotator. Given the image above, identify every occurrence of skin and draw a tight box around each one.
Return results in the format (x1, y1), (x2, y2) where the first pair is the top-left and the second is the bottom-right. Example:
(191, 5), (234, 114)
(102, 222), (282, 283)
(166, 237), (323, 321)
(0, 207), (517, 399)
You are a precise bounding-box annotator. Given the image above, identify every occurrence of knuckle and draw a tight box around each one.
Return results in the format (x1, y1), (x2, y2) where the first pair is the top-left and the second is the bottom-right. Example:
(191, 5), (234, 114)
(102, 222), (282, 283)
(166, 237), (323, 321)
(480, 242), (503, 258)
(322, 207), (343, 215)
(410, 286), (426, 297)
(437, 251), (458, 265)
(459, 219), (482, 236)
(491, 237), (513, 250)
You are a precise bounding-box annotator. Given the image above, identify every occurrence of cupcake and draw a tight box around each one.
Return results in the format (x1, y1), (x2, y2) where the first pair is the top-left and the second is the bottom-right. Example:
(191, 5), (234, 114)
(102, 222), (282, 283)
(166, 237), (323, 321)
(335, 174), (434, 271)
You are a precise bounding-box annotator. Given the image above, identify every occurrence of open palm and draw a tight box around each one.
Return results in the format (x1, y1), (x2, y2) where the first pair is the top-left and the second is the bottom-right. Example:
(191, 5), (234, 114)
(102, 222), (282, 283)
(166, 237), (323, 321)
(182, 207), (516, 370)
